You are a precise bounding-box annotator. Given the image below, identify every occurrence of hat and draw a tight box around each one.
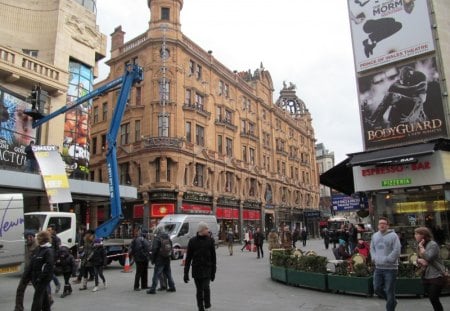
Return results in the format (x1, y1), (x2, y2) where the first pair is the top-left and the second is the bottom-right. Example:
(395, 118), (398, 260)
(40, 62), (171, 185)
(338, 239), (346, 245)
(24, 229), (36, 238)
(94, 238), (103, 244)
(197, 222), (209, 232)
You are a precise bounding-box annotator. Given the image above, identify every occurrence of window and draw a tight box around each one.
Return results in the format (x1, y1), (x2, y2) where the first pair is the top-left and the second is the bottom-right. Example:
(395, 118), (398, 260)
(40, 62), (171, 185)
(135, 86), (142, 105)
(98, 168), (103, 182)
(184, 167), (188, 185)
(135, 120), (141, 142)
(47, 217), (71, 233)
(216, 106), (222, 120)
(242, 146), (247, 162)
(224, 83), (229, 98)
(101, 134), (106, 151)
(196, 125), (205, 146)
(22, 49), (38, 57)
(102, 102), (108, 121)
(185, 89), (192, 105)
(185, 122), (192, 142)
(219, 80), (224, 95)
(119, 162), (131, 185)
(158, 113), (169, 137)
(282, 162), (286, 175)
(91, 136), (97, 155)
(277, 160), (281, 174)
(225, 172), (233, 192)
(225, 109), (232, 123)
(226, 138), (233, 157)
(155, 158), (160, 182)
(195, 92), (204, 109)
(189, 60), (195, 76)
(249, 148), (255, 165)
(262, 109), (266, 120)
(120, 123), (130, 145)
(241, 120), (247, 134)
(248, 122), (255, 135)
(161, 7), (170, 20)
(196, 64), (202, 80)
(217, 135), (223, 154)
(249, 178), (257, 196)
(159, 80), (170, 102)
(194, 163), (204, 187)
(93, 106), (99, 123)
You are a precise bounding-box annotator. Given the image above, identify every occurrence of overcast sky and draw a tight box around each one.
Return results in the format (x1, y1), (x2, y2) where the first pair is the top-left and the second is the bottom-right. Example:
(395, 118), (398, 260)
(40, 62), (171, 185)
(96, 0), (363, 163)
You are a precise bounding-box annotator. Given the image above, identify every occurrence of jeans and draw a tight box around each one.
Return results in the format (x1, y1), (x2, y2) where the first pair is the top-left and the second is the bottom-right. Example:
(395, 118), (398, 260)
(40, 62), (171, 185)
(194, 277), (211, 311)
(150, 262), (175, 290)
(256, 244), (263, 258)
(373, 268), (397, 311)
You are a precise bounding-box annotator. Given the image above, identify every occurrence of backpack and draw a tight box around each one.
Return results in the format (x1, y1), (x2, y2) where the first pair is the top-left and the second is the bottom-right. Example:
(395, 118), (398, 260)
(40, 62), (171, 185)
(159, 237), (172, 258)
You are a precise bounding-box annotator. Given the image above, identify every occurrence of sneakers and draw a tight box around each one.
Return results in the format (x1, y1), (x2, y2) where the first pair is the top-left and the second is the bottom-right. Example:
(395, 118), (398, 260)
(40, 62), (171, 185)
(55, 284), (61, 294)
(146, 289), (156, 294)
(167, 288), (176, 292)
(157, 287), (167, 291)
(92, 286), (98, 292)
(79, 286), (87, 291)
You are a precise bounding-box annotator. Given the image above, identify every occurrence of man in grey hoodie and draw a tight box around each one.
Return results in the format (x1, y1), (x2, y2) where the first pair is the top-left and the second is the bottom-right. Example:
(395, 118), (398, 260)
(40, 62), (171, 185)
(370, 217), (401, 311)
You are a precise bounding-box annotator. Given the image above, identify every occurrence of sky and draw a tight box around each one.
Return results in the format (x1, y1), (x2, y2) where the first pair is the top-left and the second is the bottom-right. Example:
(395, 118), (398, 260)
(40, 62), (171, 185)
(95, 0), (363, 163)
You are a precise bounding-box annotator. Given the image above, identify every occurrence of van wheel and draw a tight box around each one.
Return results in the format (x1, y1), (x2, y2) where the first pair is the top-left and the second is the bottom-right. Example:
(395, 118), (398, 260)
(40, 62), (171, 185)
(172, 246), (181, 260)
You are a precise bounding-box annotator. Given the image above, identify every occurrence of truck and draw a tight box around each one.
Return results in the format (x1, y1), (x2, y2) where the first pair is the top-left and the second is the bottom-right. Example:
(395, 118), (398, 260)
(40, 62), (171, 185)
(0, 194), (25, 275)
(155, 214), (219, 259)
(20, 64), (143, 266)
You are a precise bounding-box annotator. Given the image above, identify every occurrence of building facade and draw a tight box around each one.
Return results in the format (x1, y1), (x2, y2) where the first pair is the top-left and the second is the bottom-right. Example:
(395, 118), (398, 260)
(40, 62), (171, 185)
(323, 1), (450, 249)
(90, 0), (319, 239)
(0, 0), (115, 226)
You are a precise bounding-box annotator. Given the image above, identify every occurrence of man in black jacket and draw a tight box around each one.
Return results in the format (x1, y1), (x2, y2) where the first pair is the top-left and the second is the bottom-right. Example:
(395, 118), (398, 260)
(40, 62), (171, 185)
(129, 229), (151, 291)
(147, 231), (176, 294)
(184, 222), (217, 311)
(24, 230), (54, 311)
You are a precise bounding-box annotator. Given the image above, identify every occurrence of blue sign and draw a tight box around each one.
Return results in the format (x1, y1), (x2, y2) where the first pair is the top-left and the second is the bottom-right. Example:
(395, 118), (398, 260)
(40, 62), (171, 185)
(332, 194), (367, 212)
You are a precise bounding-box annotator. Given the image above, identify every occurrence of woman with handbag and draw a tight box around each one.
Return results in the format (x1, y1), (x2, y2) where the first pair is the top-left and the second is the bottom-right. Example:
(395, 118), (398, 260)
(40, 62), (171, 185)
(414, 227), (446, 311)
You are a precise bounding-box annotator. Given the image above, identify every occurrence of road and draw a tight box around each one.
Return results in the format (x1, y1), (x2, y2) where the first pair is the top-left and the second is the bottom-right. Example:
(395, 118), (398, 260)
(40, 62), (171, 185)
(1, 238), (447, 310)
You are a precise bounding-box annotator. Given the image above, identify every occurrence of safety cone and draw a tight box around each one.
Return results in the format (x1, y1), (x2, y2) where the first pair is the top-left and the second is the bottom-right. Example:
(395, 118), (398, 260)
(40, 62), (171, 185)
(181, 250), (187, 266)
(122, 253), (132, 273)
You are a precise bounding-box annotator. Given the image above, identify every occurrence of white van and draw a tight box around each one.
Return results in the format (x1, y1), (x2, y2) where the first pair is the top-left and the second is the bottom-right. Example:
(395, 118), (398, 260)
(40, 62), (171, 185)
(155, 214), (219, 259)
(0, 193), (25, 275)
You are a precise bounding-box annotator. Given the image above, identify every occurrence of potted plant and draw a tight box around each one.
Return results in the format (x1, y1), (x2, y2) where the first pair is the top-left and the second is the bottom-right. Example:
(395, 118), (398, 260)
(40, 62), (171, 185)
(395, 262), (424, 296)
(285, 253), (328, 290)
(327, 261), (374, 296)
(270, 249), (289, 283)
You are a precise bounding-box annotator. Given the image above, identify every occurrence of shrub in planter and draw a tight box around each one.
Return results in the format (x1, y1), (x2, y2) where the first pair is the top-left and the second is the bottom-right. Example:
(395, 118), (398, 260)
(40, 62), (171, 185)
(286, 254), (328, 290)
(328, 262), (374, 296)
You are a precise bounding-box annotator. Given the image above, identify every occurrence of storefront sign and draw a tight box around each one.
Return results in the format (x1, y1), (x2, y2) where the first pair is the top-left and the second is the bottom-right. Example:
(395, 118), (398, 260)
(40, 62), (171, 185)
(183, 192), (212, 204)
(332, 194), (363, 212)
(151, 203), (175, 217)
(243, 209), (260, 220)
(243, 200), (261, 209)
(353, 152), (446, 192)
(149, 192), (176, 200)
(217, 197), (240, 207)
(181, 204), (212, 214)
(304, 211), (321, 218)
(216, 207), (239, 219)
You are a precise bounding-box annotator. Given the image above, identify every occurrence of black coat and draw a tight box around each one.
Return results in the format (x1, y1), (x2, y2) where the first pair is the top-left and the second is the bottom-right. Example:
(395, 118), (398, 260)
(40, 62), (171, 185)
(24, 245), (54, 286)
(130, 236), (150, 263)
(184, 234), (216, 279)
(90, 245), (107, 266)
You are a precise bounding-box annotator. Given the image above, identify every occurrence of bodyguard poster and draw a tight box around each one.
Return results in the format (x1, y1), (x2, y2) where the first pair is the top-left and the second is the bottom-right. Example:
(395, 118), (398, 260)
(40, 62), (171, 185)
(348, 0), (435, 72)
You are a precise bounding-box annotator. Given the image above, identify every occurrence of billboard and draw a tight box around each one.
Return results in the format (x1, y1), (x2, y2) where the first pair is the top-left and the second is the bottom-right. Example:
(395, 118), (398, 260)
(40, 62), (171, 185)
(0, 89), (37, 169)
(348, 0), (435, 72)
(358, 56), (447, 149)
(332, 194), (366, 212)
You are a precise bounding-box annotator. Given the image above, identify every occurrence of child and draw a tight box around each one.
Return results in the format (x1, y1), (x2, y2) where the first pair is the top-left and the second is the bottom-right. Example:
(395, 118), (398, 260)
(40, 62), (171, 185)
(55, 244), (77, 298)
(90, 238), (107, 292)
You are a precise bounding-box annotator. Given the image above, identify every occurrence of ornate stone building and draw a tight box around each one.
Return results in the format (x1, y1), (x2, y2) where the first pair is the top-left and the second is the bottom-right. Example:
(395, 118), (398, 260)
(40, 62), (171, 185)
(90, 0), (319, 238)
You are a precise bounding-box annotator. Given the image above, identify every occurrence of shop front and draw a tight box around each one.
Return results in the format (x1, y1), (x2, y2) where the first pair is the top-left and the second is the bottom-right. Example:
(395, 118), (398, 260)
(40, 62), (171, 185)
(243, 200), (262, 232)
(147, 191), (177, 229)
(352, 147), (450, 249)
(182, 192), (213, 215)
(216, 197), (240, 240)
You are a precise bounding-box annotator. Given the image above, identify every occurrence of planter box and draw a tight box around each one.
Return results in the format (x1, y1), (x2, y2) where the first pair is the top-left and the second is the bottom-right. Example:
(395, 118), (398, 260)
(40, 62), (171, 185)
(270, 265), (287, 283)
(328, 274), (373, 297)
(286, 269), (328, 291)
(395, 277), (424, 297)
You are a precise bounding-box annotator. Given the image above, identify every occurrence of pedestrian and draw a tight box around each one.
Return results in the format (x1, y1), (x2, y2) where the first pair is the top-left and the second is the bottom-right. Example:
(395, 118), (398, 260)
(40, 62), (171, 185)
(47, 225), (61, 295)
(91, 238), (107, 292)
(415, 227), (446, 311)
(129, 229), (151, 291)
(79, 229), (95, 291)
(348, 223), (358, 254)
(280, 226), (292, 250)
(14, 230), (38, 311)
(240, 230), (250, 252)
(292, 229), (300, 248)
(25, 140), (38, 172)
(226, 229), (234, 256)
(370, 217), (401, 311)
(354, 238), (370, 261)
(322, 228), (330, 250)
(146, 231), (176, 294)
(23, 230), (54, 311)
(301, 228), (308, 247)
(336, 239), (351, 260)
(54, 244), (76, 298)
(184, 222), (217, 311)
(253, 227), (264, 259)
(267, 229), (279, 251)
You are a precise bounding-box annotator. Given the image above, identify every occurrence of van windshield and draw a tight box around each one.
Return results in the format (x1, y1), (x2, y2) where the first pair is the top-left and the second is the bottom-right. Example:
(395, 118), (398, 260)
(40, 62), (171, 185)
(24, 214), (46, 232)
(156, 222), (180, 235)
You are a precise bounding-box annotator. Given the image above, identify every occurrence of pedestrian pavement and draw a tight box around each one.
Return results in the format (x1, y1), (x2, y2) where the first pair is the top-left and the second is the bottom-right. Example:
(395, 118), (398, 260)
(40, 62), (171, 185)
(1, 238), (447, 310)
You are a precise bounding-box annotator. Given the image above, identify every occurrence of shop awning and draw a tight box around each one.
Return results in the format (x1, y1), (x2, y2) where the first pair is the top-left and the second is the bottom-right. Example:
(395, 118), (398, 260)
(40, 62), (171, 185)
(320, 158), (354, 195)
(349, 142), (438, 166)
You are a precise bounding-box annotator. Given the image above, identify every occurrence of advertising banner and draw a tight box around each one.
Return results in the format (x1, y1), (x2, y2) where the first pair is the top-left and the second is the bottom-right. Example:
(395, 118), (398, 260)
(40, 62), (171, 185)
(181, 204), (212, 214)
(348, 0), (434, 72)
(33, 145), (72, 204)
(332, 194), (365, 212)
(151, 203), (175, 218)
(0, 90), (37, 169)
(358, 56), (446, 149)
